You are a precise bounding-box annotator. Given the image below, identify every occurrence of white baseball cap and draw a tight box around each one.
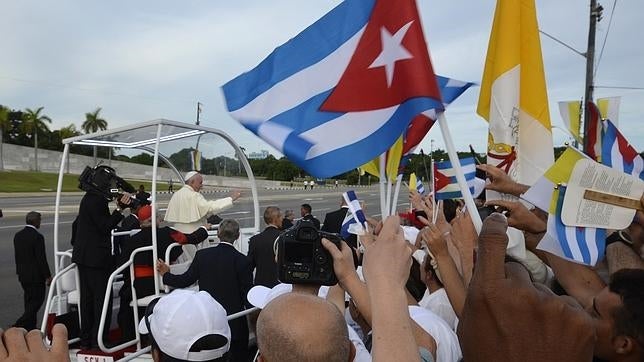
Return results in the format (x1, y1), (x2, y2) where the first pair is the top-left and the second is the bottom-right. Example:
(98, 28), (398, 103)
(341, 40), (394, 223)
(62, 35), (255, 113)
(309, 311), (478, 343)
(184, 171), (199, 182)
(138, 290), (231, 361)
(247, 283), (330, 309)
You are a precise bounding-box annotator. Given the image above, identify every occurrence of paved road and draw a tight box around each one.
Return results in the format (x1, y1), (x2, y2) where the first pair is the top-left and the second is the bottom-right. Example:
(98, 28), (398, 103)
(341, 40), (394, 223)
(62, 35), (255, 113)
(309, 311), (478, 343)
(0, 185), (410, 329)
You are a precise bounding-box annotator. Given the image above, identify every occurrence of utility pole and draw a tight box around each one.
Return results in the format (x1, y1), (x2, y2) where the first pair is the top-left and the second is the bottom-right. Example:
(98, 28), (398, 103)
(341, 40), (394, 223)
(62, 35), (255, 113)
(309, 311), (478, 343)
(582, 0), (602, 152)
(196, 102), (202, 126)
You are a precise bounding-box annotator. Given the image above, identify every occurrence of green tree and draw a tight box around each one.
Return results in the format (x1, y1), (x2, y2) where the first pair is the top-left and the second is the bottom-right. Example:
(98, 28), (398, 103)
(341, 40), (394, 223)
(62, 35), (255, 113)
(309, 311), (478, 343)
(0, 105), (10, 170)
(22, 107), (52, 171)
(82, 107), (108, 165)
(60, 124), (81, 173)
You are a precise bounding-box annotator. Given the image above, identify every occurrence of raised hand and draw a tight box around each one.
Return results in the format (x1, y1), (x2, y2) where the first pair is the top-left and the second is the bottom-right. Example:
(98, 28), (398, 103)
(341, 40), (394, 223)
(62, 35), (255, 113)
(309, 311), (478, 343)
(477, 164), (528, 196)
(485, 200), (546, 233)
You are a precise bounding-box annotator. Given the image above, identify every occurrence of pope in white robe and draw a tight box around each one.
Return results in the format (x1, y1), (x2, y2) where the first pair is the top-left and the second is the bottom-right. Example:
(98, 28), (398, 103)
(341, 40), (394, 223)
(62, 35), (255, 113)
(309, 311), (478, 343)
(164, 171), (241, 258)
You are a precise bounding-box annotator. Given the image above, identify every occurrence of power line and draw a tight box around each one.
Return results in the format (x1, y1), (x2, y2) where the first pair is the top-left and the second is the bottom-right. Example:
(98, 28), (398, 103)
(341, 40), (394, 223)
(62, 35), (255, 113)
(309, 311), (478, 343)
(594, 0), (617, 77)
(538, 29), (586, 58)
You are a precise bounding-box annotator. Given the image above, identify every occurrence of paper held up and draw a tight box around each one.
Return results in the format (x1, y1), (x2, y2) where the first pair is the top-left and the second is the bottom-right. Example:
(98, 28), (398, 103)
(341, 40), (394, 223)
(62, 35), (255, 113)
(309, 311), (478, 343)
(562, 159), (644, 230)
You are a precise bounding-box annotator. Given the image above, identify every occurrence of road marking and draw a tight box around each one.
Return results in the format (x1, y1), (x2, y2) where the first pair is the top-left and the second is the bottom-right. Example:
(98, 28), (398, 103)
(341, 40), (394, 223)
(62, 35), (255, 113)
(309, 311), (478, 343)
(221, 211), (250, 216)
(0, 220), (75, 230)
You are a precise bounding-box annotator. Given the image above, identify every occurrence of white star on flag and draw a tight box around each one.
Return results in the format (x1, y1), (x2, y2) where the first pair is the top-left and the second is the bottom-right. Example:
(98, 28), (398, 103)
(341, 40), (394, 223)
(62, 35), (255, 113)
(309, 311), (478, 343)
(369, 21), (414, 87)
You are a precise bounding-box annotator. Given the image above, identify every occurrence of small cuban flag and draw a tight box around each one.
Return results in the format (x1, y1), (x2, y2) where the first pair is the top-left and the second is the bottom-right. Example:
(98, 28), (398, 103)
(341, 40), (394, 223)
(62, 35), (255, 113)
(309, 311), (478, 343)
(340, 190), (367, 239)
(601, 119), (644, 180)
(416, 179), (425, 195)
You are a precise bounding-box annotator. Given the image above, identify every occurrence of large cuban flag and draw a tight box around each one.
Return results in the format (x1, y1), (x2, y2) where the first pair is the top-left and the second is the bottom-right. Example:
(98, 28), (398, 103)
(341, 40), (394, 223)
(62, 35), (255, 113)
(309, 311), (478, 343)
(222, 0), (443, 178)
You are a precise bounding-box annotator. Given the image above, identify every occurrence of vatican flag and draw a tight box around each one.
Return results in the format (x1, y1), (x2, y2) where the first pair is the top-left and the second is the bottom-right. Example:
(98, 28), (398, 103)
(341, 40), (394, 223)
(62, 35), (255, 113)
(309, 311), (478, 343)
(477, 0), (554, 196)
(558, 101), (582, 143)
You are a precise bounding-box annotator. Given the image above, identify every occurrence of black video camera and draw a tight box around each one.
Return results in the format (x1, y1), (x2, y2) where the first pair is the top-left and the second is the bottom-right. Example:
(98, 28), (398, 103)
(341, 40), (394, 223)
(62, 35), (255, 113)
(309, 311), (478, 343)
(78, 165), (139, 207)
(277, 219), (341, 286)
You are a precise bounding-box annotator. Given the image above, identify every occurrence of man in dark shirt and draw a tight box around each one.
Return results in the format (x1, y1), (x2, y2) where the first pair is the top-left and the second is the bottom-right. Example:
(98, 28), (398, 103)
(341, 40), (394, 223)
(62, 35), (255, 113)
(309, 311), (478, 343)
(300, 203), (320, 229)
(157, 219), (253, 362)
(248, 206), (283, 287)
(13, 211), (51, 330)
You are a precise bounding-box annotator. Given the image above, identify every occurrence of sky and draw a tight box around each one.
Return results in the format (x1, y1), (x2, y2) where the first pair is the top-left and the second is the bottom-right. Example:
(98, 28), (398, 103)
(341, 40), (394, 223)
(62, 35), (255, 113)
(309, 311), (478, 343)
(1, 0), (643, 159)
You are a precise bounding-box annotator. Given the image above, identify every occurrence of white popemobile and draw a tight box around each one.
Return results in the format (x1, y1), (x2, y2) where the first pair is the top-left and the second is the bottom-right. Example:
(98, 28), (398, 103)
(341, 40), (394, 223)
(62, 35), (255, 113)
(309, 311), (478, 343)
(41, 119), (261, 361)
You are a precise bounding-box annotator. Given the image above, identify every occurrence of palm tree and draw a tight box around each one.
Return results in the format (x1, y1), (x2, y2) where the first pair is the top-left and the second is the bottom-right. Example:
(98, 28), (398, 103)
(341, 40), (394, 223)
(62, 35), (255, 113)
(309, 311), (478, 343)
(82, 107), (107, 165)
(0, 105), (10, 170)
(60, 124), (81, 173)
(22, 107), (52, 171)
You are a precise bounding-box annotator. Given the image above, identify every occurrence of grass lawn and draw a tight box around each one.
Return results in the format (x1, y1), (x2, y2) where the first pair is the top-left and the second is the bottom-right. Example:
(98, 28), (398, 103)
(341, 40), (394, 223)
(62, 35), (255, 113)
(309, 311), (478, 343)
(0, 170), (162, 193)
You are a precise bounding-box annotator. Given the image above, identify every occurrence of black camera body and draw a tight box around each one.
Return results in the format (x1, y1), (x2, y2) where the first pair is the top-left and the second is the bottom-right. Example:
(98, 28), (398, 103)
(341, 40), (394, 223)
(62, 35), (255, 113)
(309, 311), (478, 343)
(277, 220), (341, 286)
(78, 165), (138, 207)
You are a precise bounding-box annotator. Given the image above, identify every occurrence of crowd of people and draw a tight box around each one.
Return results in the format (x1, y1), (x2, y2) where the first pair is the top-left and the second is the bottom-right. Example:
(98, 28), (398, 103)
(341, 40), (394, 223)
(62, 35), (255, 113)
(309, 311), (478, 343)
(4, 167), (643, 362)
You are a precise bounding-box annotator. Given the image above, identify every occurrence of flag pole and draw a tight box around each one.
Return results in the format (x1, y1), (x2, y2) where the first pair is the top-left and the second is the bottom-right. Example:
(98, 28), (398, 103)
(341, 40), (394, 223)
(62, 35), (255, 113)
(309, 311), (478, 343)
(437, 113), (482, 233)
(391, 174), (403, 216)
(379, 153), (387, 217)
(385, 177), (393, 217)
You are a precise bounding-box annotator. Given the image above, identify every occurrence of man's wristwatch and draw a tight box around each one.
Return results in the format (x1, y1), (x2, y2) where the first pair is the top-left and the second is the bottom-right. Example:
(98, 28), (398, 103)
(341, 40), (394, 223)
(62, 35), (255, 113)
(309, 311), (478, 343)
(605, 230), (633, 247)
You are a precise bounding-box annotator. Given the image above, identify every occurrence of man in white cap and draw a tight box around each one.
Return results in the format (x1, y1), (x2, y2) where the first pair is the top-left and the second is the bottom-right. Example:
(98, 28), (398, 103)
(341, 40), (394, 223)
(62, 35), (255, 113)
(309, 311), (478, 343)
(139, 289), (231, 362)
(164, 171), (241, 257)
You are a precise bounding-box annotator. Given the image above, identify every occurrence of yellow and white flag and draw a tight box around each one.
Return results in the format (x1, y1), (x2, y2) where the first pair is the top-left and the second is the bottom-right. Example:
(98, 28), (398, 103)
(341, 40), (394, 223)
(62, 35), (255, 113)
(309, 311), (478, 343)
(597, 96), (621, 126)
(477, 0), (554, 192)
(557, 101), (582, 143)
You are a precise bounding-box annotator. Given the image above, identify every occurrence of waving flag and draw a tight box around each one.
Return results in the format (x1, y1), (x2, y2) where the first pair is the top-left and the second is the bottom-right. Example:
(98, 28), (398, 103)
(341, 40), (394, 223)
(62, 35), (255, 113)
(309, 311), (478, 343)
(434, 157), (484, 200)
(558, 100), (582, 143)
(597, 97), (621, 126)
(477, 0), (554, 191)
(358, 75), (474, 179)
(223, 0), (442, 178)
(522, 146), (587, 212)
(539, 185), (606, 266)
(416, 179), (425, 195)
(584, 101), (603, 162)
(402, 76), (475, 155)
(341, 190), (367, 238)
(601, 120), (644, 180)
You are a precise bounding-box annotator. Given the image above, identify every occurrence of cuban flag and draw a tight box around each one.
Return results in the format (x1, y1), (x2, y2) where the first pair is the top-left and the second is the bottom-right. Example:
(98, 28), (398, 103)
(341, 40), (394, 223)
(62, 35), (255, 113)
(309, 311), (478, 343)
(222, 0), (443, 178)
(401, 76), (475, 156)
(539, 185), (606, 266)
(601, 119), (644, 180)
(434, 157), (485, 200)
(341, 190), (367, 239)
(416, 179), (425, 195)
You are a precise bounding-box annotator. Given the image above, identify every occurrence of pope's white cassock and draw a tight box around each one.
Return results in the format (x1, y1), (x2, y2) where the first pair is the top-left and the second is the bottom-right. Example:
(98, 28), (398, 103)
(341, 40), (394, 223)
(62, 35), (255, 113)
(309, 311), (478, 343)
(164, 184), (234, 259)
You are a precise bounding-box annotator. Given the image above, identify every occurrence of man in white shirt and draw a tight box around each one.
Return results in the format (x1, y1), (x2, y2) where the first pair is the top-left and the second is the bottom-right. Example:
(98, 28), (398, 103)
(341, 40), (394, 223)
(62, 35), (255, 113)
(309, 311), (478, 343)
(418, 252), (459, 331)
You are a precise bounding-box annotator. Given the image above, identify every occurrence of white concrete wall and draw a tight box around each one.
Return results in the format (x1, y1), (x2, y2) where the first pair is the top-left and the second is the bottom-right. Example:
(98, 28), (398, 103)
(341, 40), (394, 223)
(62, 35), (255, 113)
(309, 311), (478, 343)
(1, 143), (282, 188)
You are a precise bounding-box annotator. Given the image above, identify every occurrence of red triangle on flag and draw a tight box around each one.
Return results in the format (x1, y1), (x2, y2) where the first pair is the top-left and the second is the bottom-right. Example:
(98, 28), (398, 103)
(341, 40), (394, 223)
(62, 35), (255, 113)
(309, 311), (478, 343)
(434, 166), (450, 192)
(321, 0), (441, 112)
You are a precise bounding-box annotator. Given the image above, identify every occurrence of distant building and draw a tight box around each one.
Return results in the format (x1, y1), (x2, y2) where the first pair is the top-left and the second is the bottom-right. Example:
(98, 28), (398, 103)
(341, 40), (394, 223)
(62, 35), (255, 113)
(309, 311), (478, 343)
(247, 150), (270, 160)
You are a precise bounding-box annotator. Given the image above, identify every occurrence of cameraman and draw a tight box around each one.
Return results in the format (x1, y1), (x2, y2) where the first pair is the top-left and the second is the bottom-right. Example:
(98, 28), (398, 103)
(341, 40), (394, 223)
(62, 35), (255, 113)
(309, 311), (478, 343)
(72, 185), (132, 349)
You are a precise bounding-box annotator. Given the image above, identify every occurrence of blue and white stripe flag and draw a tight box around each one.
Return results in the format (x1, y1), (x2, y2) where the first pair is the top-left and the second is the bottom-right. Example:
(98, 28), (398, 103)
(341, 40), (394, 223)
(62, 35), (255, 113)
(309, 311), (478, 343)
(341, 190), (367, 239)
(433, 157), (485, 200)
(416, 179), (425, 195)
(538, 185), (606, 266)
(222, 0), (443, 178)
(601, 119), (644, 180)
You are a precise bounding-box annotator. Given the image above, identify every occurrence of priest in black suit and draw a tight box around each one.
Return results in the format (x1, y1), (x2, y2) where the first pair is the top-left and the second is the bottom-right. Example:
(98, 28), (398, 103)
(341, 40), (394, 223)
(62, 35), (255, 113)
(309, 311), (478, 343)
(247, 206), (283, 287)
(13, 211), (51, 330)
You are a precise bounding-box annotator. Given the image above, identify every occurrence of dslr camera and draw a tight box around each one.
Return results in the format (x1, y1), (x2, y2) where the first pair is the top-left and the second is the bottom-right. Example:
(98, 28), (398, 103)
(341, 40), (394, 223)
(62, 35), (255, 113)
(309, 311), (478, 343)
(277, 219), (341, 286)
(78, 165), (139, 207)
